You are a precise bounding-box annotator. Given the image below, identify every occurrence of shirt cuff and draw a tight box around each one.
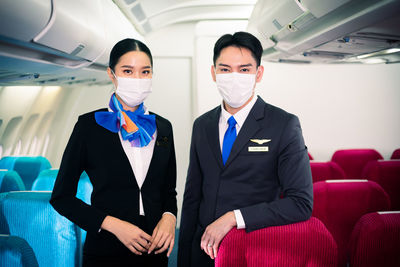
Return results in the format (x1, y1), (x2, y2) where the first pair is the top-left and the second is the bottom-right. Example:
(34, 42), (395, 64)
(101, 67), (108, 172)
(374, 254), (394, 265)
(163, 212), (176, 221)
(234, 209), (246, 229)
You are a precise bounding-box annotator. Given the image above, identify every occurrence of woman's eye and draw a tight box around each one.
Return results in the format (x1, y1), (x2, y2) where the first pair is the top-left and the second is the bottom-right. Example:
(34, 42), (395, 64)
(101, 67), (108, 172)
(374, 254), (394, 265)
(143, 70), (150, 74)
(123, 69), (132, 74)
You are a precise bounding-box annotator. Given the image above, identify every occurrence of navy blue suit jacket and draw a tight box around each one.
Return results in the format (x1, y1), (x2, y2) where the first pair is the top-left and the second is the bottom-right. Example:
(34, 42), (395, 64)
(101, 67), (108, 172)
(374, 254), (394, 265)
(178, 97), (313, 267)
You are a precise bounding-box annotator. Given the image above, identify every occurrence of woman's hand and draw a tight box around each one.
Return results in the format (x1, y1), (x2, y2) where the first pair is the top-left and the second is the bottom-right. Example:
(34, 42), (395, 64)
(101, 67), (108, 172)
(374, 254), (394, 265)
(101, 216), (152, 255)
(148, 213), (176, 257)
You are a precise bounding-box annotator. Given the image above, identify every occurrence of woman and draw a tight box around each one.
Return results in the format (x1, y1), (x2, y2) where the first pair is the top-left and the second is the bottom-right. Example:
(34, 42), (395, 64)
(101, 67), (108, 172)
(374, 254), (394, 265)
(50, 38), (177, 267)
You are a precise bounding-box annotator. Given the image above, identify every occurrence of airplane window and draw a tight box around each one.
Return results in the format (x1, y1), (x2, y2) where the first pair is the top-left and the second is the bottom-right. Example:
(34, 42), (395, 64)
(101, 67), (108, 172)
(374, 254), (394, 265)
(13, 139), (22, 155)
(41, 134), (50, 157)
(1, 116), (23, 157)
(29, 136), (38, 155)
(20, 114), (39, 155)
(36, 112), (53, 156)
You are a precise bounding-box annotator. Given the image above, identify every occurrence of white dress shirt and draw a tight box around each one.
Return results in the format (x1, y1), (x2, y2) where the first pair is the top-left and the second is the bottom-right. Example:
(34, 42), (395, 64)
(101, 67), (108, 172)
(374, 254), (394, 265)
(112, 106), (175, 219)
(218, 95), (258, 229)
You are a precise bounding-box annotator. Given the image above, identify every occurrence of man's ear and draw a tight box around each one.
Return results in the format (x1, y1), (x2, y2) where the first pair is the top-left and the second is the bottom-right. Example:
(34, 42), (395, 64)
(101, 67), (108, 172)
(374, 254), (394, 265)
(256, 65), (264, 83)
(211, 65), (216, 82)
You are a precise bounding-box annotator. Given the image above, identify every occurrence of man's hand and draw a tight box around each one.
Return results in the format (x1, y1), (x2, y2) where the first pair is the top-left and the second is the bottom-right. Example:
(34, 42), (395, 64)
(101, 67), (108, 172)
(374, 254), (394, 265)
(101, 216), (152, 255)
(200, 211), (237, 259)
(148, 213), (176, 257)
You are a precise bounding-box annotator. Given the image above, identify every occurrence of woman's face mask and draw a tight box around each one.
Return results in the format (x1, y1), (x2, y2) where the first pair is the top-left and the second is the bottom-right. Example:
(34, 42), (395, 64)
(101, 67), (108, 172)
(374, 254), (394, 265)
(112, 70), (152, 107)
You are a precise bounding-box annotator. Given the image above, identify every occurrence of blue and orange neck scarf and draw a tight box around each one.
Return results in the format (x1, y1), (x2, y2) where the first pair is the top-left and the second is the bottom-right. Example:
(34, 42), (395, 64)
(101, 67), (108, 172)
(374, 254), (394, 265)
(94, 94), (156, 147)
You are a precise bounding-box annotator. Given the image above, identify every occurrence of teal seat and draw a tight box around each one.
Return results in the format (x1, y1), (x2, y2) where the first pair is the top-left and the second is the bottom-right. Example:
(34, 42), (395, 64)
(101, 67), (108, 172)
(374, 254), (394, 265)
(0, 157), (19, 170)
(32, 169), (92, 247)
(0, 234), (39, 267)
(0, 192), (81, 267)
(13, 157), (51, 190)
(168, 229), (179, 267)
(0, 170), (25, 193)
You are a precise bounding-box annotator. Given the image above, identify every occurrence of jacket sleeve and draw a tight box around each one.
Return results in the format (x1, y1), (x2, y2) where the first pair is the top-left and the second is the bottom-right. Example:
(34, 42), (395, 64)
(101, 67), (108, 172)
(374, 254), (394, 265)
(240, 115), (313, 232)
(50, 116), (108, 233)
(162, 123), (178, 217)
(178, 120), (203, 267)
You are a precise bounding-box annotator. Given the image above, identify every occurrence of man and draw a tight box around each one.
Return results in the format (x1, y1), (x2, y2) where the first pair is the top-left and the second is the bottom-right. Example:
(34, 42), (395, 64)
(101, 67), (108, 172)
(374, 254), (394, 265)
(178, 31), (313, 267)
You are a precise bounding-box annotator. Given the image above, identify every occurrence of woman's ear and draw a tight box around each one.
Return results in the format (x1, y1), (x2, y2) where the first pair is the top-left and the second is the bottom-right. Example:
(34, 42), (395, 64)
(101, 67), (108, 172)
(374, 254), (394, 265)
(107, 67), (117, 86)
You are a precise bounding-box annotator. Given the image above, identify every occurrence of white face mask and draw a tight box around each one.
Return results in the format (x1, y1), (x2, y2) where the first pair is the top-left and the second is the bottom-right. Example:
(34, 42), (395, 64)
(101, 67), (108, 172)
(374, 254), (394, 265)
(112, 71), (152, 107)
(216, 72), (256, 108)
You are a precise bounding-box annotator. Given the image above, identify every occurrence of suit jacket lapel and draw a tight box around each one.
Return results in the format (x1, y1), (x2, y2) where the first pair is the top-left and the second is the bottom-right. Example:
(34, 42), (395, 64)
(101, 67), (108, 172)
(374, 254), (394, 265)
(205, 106), (224, 169)
(142, 114), (167, 188)
(224, 98), (265, 168)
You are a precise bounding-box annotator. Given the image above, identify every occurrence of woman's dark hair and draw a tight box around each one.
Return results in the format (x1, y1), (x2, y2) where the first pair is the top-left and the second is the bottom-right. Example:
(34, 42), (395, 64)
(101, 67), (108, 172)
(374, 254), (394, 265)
(213, 31), (263, 66)
(109, 38), (153, 71)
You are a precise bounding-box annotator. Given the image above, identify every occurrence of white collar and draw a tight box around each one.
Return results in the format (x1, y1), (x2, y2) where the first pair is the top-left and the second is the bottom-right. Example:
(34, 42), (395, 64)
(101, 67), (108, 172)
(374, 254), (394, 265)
(220, 95), (258, 127)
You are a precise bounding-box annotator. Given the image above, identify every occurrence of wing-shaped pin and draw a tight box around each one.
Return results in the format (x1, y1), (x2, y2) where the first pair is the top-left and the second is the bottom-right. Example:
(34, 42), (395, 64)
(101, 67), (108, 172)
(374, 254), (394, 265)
(250, 139), (271, 145)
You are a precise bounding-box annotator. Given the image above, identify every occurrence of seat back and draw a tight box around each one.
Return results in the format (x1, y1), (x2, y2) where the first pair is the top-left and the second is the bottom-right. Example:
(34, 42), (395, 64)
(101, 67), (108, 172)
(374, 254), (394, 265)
(312, 180), (390, 266)
(0, 192), (81, 267)
(32, 169), (92, 204)
(391, 148), (400, 159)
(0, 234), (39, 267)
(215, 217), (338, 267)
(12, 156), (51, 190)
(308, 152), (314, 160)
(31, 169), (92, 246)
(0, 156), (19, 170)
(362, 160), (400, 210)
(349, 211), (400, 267)
(0, 170), (25, 193)
(331, 149), (383, 179)
(310, 161), (345, 183)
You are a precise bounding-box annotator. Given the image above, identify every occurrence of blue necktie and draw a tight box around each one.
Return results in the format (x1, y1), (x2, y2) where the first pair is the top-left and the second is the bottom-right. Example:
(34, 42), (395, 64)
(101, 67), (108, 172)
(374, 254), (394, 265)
(222, 116), (237, 165)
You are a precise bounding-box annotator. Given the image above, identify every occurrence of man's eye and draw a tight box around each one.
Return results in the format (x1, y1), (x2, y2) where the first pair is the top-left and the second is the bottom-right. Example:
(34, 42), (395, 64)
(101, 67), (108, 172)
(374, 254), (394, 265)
(241, 68), (250, 72)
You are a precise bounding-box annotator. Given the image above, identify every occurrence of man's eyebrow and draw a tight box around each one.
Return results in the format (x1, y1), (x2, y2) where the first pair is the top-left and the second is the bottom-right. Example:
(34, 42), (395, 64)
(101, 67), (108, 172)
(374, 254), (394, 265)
(217, 63), (231, 67)
(239, 63), (253, 67)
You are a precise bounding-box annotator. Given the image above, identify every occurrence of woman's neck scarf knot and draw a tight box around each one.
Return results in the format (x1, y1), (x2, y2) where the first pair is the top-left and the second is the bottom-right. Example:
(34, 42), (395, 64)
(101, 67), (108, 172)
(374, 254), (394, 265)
(94, 94), (156, 147)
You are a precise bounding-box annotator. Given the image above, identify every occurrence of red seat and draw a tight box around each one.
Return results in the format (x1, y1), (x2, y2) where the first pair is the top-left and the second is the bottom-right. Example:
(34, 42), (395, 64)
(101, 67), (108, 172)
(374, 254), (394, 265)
(215, 217), (338, 267)
(312, 180), (390, 266)
(308, 152), (314, 160)
(362, 160), (400, 210)
(391, 148), (400, 159)
(349, 211), (400, 267)
(331, 149), (383, 179)
(310, 161), (345, 183)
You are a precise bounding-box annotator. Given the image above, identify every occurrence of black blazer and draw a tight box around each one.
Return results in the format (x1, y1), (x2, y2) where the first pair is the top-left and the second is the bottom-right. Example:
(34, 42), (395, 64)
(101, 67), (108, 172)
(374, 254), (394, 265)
(178, 97), (313, 266)
(50, 108), (177, 256)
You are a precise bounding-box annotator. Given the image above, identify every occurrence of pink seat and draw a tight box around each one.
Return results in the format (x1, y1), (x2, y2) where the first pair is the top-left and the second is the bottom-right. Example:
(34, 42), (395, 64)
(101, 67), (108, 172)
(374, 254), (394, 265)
(349, 211), (400, 267)
(312, 180), (391, 266)
(362, 160), (400, 210)
(391, 148), (400, 159)
(215, 217), (338, 267)
(310, 161), (345, 183)
(331, 149), (383, 179)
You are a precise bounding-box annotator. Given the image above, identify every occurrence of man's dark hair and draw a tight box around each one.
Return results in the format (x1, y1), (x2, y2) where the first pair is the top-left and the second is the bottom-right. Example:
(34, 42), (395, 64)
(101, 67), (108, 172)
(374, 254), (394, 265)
(109, 38), (153, 71)
(213, 31), (263, 66)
